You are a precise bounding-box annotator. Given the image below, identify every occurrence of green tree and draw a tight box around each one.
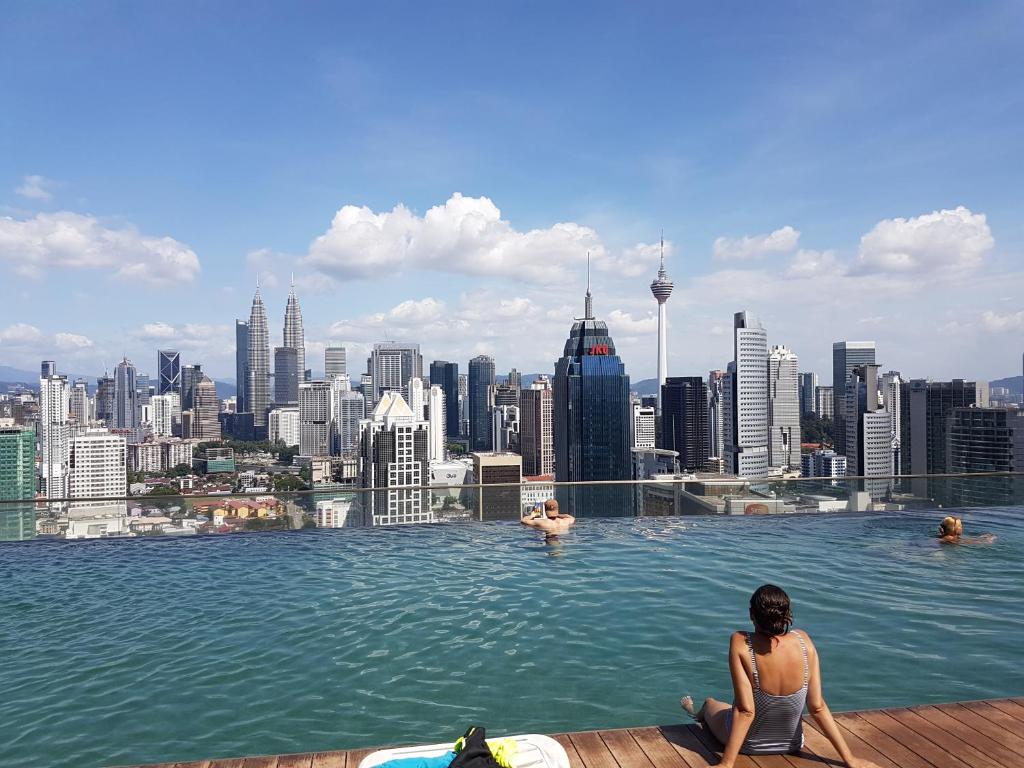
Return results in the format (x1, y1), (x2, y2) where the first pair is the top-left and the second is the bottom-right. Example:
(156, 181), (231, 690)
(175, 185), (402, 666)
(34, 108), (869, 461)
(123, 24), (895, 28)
(800, 414), (834, 447)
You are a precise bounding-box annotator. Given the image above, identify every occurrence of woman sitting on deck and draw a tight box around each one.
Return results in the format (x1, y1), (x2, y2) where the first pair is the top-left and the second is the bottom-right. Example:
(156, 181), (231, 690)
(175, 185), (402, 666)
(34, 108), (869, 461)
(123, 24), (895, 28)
(682, 584), (879, 768)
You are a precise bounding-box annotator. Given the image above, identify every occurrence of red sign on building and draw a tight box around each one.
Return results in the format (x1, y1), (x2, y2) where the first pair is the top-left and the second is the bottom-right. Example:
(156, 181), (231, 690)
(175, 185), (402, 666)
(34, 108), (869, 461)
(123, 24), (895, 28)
(589, 343), (609, 355)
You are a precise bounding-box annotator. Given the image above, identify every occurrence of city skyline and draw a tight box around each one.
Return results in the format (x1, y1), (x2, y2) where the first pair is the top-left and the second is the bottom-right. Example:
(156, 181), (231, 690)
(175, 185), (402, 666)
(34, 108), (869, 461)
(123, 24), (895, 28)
(2, 4), (1024, 383)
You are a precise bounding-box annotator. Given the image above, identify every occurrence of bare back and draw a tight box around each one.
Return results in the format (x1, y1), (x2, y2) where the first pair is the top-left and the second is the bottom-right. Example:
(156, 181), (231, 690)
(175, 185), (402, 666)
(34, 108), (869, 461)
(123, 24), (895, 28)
(739, 630), (809, 695)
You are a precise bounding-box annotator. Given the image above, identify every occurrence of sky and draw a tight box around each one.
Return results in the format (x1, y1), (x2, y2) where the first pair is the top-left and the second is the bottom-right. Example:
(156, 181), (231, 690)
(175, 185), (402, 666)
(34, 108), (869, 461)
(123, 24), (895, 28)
(2, 1), (1023, 384)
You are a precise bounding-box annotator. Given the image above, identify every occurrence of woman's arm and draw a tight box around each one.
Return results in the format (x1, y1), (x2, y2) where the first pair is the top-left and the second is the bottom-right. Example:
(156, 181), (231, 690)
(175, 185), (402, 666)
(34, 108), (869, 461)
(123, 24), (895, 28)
(805, 635), (874, 768)
(718, 633), (756, 768)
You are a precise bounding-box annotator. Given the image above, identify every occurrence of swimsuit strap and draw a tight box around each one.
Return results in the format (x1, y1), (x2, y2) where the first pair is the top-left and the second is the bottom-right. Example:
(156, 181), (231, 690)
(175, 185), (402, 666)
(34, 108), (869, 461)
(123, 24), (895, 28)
(744, 632), (760, 690)
(791, 630), (809, 686)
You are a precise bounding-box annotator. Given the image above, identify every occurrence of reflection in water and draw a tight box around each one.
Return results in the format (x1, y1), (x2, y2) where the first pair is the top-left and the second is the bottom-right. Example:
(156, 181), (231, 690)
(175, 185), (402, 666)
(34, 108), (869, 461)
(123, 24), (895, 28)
(0, 504), (36, 542)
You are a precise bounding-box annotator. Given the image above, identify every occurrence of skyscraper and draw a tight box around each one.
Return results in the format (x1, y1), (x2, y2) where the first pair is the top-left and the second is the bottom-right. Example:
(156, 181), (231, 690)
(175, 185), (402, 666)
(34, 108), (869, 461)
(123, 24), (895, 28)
(273, 346), (299, 406)
(113, 358), (139, 430)
(95, 374), (114, 425)
(633, 401), (657, 450)
(0, 425), (36, 541)
(181, 364), (203, 411)
(552, 277), (632, 514)
(192, 375), (222, 441)
(661, 376), (710, 472)
(832, 341), (876, 455)
(69, 429), (127, 509)
(428, 384), (446, 461)
(368, 342), (423, 404)
(650, 233), (674, 412)
(507, 368), (522, 391)
(845, 364), (893, 499)
(707, 370), (726, 461)
(359, 391), (430, 525)
(299, 380), (332, 457)
(325, 346), (347, 379)
(283, 277), (306, 383)
(41, 361), (56, 378)
(768, 345), (800, 470)
(69, 379), (89, 424)
(407, 376), (426, 421)
(429, 361), (460, 441)
(901, 378), (981, 476)
(881, 371), (903, 475)
(39, 372), (70, 505)
(151, 392), (181, 437)
(798, 372), (817, 415)
(815, 385), (834, 419)
(726, 312), (769, 477)
(519, 376), (553, 477)
(247, 283), (271, 433)
(468, 355), (495, 451)
(158, 350), (181, 395)
(331, 375), (365, 455)
(235, 320), (249, 414)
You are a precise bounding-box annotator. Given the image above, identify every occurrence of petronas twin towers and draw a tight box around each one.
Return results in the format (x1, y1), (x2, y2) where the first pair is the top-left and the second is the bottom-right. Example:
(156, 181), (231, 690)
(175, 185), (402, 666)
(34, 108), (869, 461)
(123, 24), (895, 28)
(246, 277), (305, 431)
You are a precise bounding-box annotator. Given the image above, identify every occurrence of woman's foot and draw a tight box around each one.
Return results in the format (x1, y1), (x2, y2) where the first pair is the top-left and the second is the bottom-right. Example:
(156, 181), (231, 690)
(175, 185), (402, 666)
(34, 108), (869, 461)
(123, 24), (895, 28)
(680, 696), (705, 722)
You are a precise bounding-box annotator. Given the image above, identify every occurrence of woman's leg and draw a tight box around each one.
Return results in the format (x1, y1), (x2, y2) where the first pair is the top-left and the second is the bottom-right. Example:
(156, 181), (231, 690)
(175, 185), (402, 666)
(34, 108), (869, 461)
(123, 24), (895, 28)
(701, 697), (733, 744)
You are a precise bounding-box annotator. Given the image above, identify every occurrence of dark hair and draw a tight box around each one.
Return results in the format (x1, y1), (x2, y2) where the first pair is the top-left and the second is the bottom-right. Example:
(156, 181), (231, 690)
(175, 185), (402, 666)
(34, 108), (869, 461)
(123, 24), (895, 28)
(750, 584), (792, 636)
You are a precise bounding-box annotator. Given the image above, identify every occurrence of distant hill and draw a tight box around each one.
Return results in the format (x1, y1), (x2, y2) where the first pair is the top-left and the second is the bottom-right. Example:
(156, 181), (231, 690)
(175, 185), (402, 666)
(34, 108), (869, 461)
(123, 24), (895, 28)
(990, 375), (1022, 395)
(0, 365), (236, 398)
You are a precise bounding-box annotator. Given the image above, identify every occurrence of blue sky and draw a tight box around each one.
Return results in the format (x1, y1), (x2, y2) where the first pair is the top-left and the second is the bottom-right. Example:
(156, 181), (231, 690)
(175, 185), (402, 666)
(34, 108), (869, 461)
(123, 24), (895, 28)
(2, 1), (1023, 382)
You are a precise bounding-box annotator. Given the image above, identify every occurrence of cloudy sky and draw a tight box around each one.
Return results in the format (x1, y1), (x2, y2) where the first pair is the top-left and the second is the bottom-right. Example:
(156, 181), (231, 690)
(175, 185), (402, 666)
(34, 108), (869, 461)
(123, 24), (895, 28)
(2, 2), (1022, 383)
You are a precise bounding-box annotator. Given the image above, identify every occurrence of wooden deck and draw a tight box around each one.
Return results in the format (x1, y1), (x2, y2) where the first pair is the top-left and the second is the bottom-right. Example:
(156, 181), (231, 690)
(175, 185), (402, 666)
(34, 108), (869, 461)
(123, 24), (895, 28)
(127, 698), (1024, 768)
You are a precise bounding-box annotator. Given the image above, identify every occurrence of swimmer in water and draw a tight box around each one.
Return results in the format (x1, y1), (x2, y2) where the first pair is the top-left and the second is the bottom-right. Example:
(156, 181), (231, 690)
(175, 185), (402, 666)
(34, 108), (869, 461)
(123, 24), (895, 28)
(520, 499), (575, 535)
(938, 516), (996, 545)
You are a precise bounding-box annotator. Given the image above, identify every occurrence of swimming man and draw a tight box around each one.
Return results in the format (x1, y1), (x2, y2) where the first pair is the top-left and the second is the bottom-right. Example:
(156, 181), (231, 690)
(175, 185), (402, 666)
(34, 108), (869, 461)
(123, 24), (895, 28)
(520, 499), (575, 534)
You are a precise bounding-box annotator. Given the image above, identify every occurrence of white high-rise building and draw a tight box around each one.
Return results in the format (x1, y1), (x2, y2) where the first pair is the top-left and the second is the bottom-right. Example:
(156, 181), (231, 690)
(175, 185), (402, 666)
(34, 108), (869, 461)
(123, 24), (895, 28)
(299, 380), (332, 457)
(247, 282), (271, 430)
(492, 404), (520, 452)
(331, 375), (365, 455)
(726, 311), (769, 477)
(632, 401), (656, 450)
(359, 391), (430, 525)
(768, 345), (800, 470)
(69, 429), (127, 508)
(708, 370), (726, 461)
(283, 276), (306, 381)
(325, 346), (347, 379)
(151, 393), (181, 437)
(428, 384), (446, 462)
(407, 376), (426, 421)
(649, 233), (674, 412)
(881, 371), (903, 476)
(369, 343), (423, 404)
(269, 407), (300, 446)
(519, 377), (553, 476)
(39, 372), (71, 505)
(845, 364), (893, 499)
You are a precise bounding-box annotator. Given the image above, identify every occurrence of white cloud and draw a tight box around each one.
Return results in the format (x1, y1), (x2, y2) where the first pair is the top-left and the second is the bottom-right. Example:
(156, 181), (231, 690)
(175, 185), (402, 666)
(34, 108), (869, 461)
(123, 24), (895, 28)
(302, 193), (608, 283)
(54, 332), (94, 350)
(139, 322), (178, 339)
(713, 226), (800, 261)
(0, 212), (200, 285)
(851, 206), (992, 276)
(607, 309), (658, 335)
(981, 310), (1024, 333)
(786, 248), (840, 278)
(15, 175), (57, 202)
(599, 240), (674, 278)
(246, 248), (283, 289)
(0, 323), (43, 345)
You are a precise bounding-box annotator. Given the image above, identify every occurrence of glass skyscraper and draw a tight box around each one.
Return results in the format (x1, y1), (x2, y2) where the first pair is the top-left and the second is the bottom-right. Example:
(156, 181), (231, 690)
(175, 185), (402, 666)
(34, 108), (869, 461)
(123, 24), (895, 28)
(468, 355), (495, 451)
(157, 350), (181, 395)
(552, 284), (631, 515)
(832, 341), (876, 455)
(235, 320), (249, 414)
(429, 361), (460, 441)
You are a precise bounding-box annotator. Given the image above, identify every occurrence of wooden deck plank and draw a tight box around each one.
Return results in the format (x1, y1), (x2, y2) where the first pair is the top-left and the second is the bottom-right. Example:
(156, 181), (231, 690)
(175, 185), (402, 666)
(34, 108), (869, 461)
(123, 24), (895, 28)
(599, 729), (655, 768)
(207, 760), (246, 768)
(655, 724), (716, 768)
(889, 707), (1009, 768)
(985, 699), (1024, 721)
(801, 717), (901, 768)
(568, 731), (620, 768)
(957, 702), (1024, 752)
(688, 722), (762, 768)
(274, 754), (316, 768)
(240, 758), (277, 768)
(853, 710), (974, 768)
(172, 762), (211, 768)
(831, 712), (938, 768)
(308, 752), (347, 768)
(912, 705), (1023, 767)
(627, 727), (696, 768)
(551, 733), (585, 768)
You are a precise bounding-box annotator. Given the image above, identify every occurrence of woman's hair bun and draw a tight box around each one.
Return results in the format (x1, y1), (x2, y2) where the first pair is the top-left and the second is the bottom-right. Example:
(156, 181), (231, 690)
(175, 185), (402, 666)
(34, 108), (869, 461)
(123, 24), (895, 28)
(750, 584), (792, 636)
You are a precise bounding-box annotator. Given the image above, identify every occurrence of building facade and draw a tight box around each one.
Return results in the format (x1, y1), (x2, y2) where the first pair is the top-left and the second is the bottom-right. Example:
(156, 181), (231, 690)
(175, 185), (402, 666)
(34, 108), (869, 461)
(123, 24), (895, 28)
(69, 429), (127, 508)
(359, 392), (430, 525)
(274, 346), (299, 406)
(633, 402), (656, 450)
(325, 346), (347, 379)
(468, 355), (495, 452)
(369, 343), (423, 404)
(901, 378), (981, 476)
(282, 278), (306, 382)
(832, 341), (876, 455)
(158, 350), (181, 395)
(815, 385), (834, 420)
(428, 384), (446, 462)
(472, 451), (523, 520)
(331, 377), (365, 456)
(429, 361), (460, 441)
(661, 376), (710, 472)
(192, 375), (222, 441)
(299, 380), (332, 457)
(235, 320), (249, 415)
(269, 406), (300, 447)
(247, 284), (271, 433)
(519, 377), (553, 477)
(39, 372), (71, 504)
(114, 358), (139, 430)
(768, 345), (801, 470)
(798, 372), (817, 415)
(726, 312), (769, 477)
(845, 364), (893, 499)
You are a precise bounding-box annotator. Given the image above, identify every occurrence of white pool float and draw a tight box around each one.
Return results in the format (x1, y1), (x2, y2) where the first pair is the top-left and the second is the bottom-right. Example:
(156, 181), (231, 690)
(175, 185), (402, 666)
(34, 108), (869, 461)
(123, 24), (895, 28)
(357, 733), (570, 768)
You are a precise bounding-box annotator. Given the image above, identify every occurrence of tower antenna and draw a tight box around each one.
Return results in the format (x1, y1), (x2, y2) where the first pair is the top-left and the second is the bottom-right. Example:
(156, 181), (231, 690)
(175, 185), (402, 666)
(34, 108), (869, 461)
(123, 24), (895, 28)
(584, 251), (594, 320)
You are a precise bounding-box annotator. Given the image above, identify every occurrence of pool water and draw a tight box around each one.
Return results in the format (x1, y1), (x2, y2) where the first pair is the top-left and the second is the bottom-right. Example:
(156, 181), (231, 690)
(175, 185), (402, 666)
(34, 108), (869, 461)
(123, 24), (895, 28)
(1, 507), (1022, 768)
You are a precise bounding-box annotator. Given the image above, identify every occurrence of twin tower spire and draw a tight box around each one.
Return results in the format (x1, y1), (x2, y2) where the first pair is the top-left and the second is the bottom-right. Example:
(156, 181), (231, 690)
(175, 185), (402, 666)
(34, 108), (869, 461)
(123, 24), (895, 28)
(246, 275), (305, 429)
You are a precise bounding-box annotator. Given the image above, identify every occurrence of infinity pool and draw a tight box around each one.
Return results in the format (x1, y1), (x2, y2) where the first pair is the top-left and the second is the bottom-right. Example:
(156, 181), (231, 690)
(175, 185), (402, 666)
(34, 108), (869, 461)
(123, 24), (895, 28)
(1, 507), (1022, 768)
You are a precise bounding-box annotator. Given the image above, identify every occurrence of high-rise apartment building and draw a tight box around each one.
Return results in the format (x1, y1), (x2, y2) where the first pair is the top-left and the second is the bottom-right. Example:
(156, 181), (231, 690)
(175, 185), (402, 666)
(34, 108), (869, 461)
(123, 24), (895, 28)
(369, 343), (423, 404)
(429, 361), (460, 441)
(798, 372), (817, 415)
(325, 346), (347, 379)
(552, 283), (631, 513)
(815, 386), (834, 419)
(661, 376), (710, 472)
(247, 284), (271, 433)
(845, 364), (893, 499)
(282, 278), (306, 383)
(768, 346), (800, 470)
(151, 392), (181, 437)
(268, 407), (300, 447)
(330, 375), (365, 456)
(70, 379), (89, 424)
(158, 350), (181, 395)
(519, 376), (553, 477)
(726, 312), (769, 477)
(650, 234), (674, 412)
(113, 358), (139, 430)
(192, 376), (222, 441)
(881, 371), (903, 475)
(0, 425), (36, 541)
(299, 380), (332, 457)
(406, 376), (426, 421)
(707, 370), (726, 461)
(468, 355), (495, 452)
(235, 320), (249, 414)
(40, 371), (72, 507)
(832, 341), (876, 455)
(359, 391), (430, 525)
(633, 401), (657, 450)
(273, 346), (299, 406)
(901, 378), (982, 477)
(69, 428), (127, 508)
(427, 384), (446, 462)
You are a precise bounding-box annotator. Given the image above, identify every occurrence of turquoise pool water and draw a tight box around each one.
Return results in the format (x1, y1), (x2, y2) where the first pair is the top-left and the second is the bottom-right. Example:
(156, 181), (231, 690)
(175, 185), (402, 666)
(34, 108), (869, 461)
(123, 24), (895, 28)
(1, 507), (1022, 768)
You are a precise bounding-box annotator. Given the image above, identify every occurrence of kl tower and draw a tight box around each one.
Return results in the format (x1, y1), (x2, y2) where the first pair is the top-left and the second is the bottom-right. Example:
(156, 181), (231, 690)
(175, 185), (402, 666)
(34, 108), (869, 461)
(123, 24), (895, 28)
(650, 232), (674, 412)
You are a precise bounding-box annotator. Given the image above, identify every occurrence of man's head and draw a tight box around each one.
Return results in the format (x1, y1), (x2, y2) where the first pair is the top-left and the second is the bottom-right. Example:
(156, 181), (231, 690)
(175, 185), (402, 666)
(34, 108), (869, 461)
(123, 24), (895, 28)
(543, 499), (560, 519)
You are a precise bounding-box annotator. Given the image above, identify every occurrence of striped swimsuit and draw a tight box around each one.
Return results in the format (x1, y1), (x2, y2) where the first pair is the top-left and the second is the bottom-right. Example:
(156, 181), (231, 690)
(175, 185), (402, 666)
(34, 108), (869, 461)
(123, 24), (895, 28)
(730, 630), (808, 755)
